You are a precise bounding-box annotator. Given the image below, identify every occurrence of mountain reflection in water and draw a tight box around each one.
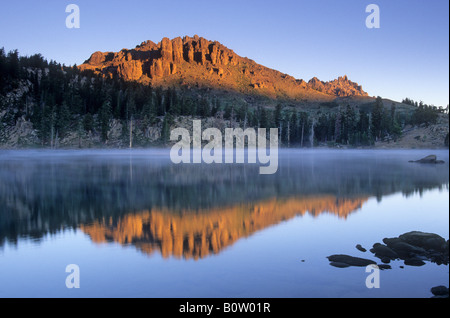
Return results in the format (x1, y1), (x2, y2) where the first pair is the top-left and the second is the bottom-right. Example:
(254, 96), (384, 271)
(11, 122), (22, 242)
(0, 149), (448, 259)
(81, 196), (368, 260)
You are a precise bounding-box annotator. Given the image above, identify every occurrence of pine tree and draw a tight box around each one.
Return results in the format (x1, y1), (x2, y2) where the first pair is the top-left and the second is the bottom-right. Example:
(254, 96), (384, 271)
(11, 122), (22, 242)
(83, 113), (94, 133)
(39, 94), (57, 146)
(344, 104), (356, 145)
(259, 107), (268, 129)
(188, 98), (197, 117)
(389, 103), (402, 141)
(77, 117), (84, 148)
(164, 88), (172, 114)
(99, 99), (112, 142)
(114, 90), (123, 119)
(274, 104), (282, 130)
(299, 112), (309, 147)
(6, 49), (20, 79)
(371, 97), (384, 141)
(334, 110), (341, 143)
(142, 98), (157, 125)
(155, 87), (164, 116)
(280, 113), (289, 145)
(289, 111), (299, 145)
(56, 101), (71, 138)
(160, 113), (173, 143)
(170, 88), (181, 115)
(199, 97), (210, 117)
(316, 113), (329, 143)
(0, 48), (6, 91)
(126, 93), (136, 120)
(121, 118), (129, 145)
(211, 97), (220, 116)
(129, 115), (134, 148)
(358, 111), (371, 146)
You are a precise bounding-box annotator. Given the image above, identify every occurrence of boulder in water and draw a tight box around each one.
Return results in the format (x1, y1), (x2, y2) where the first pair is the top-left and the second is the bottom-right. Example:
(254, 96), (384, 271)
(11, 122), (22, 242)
(327, 254), (376, 267)
(409, 155), (445, 164)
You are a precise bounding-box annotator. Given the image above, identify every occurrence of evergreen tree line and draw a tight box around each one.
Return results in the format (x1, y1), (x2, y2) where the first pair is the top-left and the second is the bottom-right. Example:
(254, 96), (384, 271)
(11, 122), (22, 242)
(275, 97), (402, 147)
(402, 97), (447, 126)
(0, 48), (247, 145)
(0, 49), (446, 147)
(1, 48), (315, 146)
(316, 97), (404, 146)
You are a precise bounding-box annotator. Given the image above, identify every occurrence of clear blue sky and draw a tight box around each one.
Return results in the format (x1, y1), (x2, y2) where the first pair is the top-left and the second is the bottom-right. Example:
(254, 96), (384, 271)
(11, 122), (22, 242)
(1, 0), (448, 106)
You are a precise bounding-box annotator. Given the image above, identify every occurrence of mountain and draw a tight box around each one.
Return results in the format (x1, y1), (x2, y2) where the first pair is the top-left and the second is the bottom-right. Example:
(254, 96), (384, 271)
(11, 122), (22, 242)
(79, 35), (368, 100)
(0, 40), (447, 149)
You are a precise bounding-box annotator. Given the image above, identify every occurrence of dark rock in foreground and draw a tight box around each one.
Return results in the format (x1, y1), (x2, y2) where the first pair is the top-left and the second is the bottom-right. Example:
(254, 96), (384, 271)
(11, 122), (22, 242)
(377, 264), (392, 270)
(399, 231), (447, 253)
(327, 231), (448, 270)
(431, 286), (449, 297)
(385, 241), (426, 259)
(382, 231), (449, 266)
(356, 244), (367, 252)
(327, 254), (376, 267)
(370, 243), (399, 260)
(404, 258), (426, 266)
(329, 262), (350, 268)
(327, 232), (449, 299)
(380, 257), (391, 264)
(409, 155), (445, 164)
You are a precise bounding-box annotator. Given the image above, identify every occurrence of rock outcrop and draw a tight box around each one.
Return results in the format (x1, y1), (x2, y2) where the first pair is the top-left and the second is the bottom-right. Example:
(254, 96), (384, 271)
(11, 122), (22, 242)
(308, 75), (368, 97)
(327, 254), (377, 268)
(79, 36), (369, 100)
(431, 286), (449, 298)
(409, 155), (445, 164)
(328, 231), (449, 269)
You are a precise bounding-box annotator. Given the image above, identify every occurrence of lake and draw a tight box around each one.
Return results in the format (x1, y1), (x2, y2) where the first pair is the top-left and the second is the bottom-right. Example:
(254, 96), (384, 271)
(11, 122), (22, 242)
(0, 149), (448, 298)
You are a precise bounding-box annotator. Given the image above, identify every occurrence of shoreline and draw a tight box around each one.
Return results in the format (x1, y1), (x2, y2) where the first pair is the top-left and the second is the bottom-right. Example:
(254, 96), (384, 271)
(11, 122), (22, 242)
(0, 145), (449, 151)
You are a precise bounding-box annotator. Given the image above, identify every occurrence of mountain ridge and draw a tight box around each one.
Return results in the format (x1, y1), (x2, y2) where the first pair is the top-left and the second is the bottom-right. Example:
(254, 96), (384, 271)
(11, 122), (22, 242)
(1, 43), (447, 149)
(79, 35), (369, 100)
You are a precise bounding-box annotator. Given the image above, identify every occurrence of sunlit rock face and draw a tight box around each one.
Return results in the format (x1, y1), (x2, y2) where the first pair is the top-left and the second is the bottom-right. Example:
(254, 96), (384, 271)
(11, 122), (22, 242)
(79, 36), (369, 99)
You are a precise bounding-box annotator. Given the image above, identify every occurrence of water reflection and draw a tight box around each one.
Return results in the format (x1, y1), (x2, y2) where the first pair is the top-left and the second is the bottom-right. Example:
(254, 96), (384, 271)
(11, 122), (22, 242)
(0, 149), (448, 259)
(81, 196), (368, 260)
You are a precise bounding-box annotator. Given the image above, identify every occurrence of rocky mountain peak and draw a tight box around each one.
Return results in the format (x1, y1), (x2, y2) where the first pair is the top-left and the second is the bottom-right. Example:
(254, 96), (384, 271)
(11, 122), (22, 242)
(80, 36), (368, 99)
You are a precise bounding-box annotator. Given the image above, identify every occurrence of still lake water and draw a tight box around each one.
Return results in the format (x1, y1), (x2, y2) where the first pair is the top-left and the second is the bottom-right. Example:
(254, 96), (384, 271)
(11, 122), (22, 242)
(0, 149), (448, 298)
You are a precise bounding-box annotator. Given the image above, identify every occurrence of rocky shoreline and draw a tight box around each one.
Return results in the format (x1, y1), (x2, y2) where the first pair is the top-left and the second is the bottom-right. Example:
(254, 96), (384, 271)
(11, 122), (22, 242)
(326, 231), (449, 298)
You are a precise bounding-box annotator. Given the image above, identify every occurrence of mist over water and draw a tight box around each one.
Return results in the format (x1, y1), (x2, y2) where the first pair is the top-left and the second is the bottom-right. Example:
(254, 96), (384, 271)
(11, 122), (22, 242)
(0, 149), (448, 297)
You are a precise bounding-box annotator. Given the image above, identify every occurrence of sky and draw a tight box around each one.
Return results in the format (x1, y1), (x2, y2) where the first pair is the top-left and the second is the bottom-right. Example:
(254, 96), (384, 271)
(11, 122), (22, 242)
(0, 0), (448, 106)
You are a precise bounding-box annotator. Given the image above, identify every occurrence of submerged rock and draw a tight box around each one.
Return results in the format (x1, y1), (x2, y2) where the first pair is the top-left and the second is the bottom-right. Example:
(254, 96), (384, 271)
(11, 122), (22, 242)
(408, 155), (445, 164)
(356, 244), (367, 252)
(327, 254), (376, 267)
